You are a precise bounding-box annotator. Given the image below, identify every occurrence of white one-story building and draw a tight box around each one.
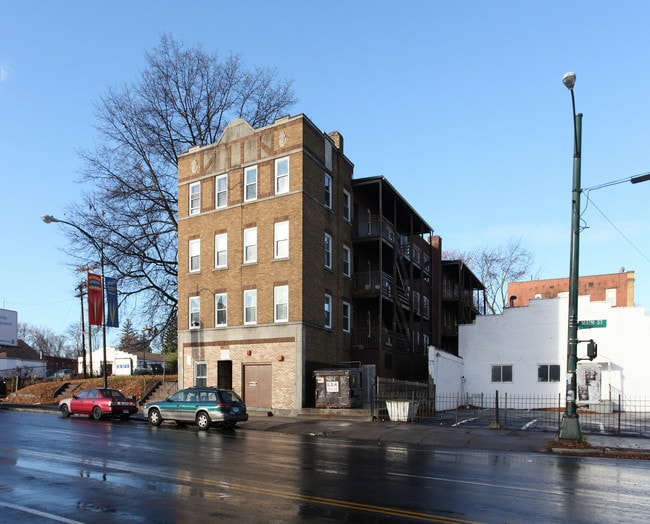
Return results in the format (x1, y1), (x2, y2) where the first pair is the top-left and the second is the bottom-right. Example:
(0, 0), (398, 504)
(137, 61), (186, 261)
(79, 347), (166, 376)
(444, 294), (650, 409)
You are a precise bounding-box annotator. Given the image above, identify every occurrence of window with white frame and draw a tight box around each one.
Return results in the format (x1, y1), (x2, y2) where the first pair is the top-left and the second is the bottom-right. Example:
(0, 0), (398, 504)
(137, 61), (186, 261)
(538, 364), (560, 382)
(189, 182), (201, 215)
(324, 294), (332, 329)
(243, 227), (257, 264)
(194, 361), (207, 387)
(342, 189), (351, 222)
(245, 166), (257, 201)
(215, 293), (227, 326)
(189, 239), (200, 272)
(491, 365), (513, 383)
(275, 157), (289, 194)
(342, 301), (351, 333)
(244, 289), (257, 324)
(216, 174), (228, 208)
(274, 285), (289, 322)
(342, 245), (351, 277)
(324, 173), (332, 209)
(324, 233), (332, 269)
(189, 296), (200, 328)
(274, 221), (289, 259)
(214, 233), (227, 268)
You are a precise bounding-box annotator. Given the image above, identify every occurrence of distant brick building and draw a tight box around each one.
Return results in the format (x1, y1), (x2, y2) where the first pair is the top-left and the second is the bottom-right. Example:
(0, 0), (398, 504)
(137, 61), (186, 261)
(507, 271), (635, 308)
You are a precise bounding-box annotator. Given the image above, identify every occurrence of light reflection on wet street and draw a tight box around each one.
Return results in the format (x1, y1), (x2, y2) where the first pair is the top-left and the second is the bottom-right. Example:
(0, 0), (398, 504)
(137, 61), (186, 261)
(1, 410), (649, 523)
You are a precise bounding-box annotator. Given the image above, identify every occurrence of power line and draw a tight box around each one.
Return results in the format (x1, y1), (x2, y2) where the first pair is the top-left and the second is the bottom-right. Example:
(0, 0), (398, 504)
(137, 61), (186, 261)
(582, 192), (650, 264)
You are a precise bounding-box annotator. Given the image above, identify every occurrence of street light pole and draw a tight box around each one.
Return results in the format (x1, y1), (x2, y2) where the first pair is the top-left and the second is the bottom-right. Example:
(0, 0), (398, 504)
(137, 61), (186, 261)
(559, 71), (583, 440)
(76, 282), (87, 378)
(41, 214), (109, 389)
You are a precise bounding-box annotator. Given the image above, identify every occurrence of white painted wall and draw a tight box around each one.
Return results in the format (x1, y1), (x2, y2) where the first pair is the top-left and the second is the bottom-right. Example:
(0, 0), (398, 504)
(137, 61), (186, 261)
(427, 347), (464, 410)
(458, 295), (650, 407)
(79, 347), (135, 376)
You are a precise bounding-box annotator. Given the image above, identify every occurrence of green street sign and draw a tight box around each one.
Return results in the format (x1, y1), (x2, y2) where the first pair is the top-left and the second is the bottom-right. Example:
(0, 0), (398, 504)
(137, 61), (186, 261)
(578, 319), (607, 329)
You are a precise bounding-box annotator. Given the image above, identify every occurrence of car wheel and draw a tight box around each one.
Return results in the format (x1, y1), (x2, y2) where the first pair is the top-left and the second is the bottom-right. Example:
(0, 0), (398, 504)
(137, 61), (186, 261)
(148, 408), (162, 426)
(196, 411), (211, 431)
(60, 404), (70, 418)
(92, 406), (103, 420)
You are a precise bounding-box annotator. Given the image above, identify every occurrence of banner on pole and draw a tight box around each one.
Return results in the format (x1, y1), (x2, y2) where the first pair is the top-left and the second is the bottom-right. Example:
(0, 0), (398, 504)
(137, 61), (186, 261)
(87, 273), (103, 326)
(105, 277), (119, 328)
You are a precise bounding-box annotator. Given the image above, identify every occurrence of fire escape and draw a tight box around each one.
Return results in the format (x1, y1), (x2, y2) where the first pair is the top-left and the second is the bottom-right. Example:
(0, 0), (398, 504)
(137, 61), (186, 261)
(350, 177), (436, 379)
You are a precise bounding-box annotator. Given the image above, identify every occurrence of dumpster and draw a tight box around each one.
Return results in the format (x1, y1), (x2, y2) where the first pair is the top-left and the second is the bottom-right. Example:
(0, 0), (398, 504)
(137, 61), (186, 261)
(314, 368), (362, 408)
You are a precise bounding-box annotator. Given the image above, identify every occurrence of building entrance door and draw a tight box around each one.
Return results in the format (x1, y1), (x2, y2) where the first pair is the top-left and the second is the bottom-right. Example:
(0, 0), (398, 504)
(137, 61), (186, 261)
(217, 360), (232, 390)
(243, 364), (272, 408)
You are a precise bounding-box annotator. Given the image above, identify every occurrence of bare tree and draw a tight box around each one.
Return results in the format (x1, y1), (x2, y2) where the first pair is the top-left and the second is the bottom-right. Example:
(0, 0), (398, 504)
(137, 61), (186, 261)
(444, 238), (537, 314)
(62, 34), (297, 332)
(19, 323), (72, 358)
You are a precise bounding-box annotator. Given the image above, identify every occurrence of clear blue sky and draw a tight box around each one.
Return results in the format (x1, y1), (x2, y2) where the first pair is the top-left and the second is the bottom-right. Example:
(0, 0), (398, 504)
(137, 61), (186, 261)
(2, 1), (649, 342)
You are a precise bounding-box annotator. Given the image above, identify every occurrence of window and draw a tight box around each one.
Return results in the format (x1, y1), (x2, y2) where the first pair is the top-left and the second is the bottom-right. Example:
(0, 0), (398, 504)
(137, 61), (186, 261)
(189, 296), (200, 328)
(275, 157), (289, 194)
(274, 221), (289, 259)
(189, 182), (200, 215)
(324, 233), (332, 269)
(189, 239), (200, 273)
(244, 227), (257, 264)
(342, 245), (351, 277)
(215, 293), (227, 326)
(244, 289), (257, 324)
(214, 233), (227, 268)
(342, 189), (351, 222)
(245, 166), (257, 201)
(324, 294), (332, 329)
(324, 138), (332, 169)
(274, 285), (289, 322)
(194, 362), (207, 387)
(342, 301), (351, 333)
(491, 365), (513, 383)
(538, 364), (561, 382)
(324, 173), (332, 209)
(216, 174), (228, 208)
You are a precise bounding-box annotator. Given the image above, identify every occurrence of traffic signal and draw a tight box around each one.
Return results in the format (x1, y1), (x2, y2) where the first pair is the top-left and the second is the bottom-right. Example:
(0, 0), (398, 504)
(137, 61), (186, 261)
(587, 340), (597, 360)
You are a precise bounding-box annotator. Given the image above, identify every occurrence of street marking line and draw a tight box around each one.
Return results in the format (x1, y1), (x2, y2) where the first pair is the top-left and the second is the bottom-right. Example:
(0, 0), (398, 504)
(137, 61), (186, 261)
(389, 471), (563, 497)
(0, 501), (84, 524)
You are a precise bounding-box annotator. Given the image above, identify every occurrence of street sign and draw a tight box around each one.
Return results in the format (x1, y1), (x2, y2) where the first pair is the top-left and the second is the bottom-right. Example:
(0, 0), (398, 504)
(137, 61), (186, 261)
(578, 319), (607, 329)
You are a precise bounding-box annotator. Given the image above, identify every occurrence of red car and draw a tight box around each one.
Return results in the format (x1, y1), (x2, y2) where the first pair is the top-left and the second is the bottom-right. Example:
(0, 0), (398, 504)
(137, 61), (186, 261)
(59, 388), (138, 421)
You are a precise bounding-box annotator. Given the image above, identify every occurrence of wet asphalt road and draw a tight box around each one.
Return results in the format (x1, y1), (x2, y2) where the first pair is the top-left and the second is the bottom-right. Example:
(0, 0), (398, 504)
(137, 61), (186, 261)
(1, 410), (650, 523)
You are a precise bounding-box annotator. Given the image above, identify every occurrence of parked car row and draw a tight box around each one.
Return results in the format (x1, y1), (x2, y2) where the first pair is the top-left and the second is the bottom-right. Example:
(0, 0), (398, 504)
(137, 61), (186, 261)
(58, 386), (248, 430)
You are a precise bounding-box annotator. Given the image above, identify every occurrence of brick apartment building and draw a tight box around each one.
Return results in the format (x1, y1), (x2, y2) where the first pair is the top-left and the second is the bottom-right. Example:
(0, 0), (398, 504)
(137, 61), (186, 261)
(177, 114), (483, 412)
(507, 271), (635, 308)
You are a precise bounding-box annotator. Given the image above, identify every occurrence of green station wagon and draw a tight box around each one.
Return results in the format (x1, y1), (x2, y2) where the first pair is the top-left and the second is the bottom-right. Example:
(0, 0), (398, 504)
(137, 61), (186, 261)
(144, 387), (248, 430)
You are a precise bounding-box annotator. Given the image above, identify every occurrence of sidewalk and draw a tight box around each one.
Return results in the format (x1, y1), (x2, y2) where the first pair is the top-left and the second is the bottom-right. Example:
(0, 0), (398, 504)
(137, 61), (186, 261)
(242, 412), (650, 458)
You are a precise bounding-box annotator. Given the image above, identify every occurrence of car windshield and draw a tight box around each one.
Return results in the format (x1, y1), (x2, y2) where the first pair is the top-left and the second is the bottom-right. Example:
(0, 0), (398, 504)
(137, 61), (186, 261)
(102, 389), (125, 398)
(219, 390), (243, 403)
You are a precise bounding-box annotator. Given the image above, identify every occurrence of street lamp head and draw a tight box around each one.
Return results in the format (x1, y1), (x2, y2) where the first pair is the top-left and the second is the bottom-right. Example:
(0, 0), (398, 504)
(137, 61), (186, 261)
(41, 214), (60, 224)
(562, 71), (576, 90)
